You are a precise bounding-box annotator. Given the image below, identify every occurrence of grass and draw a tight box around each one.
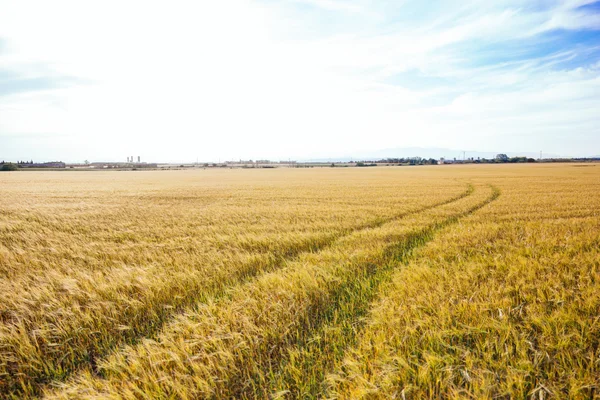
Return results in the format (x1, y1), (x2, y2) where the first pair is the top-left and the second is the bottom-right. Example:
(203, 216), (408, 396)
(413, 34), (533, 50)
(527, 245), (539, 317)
(0, 165), (598, 399)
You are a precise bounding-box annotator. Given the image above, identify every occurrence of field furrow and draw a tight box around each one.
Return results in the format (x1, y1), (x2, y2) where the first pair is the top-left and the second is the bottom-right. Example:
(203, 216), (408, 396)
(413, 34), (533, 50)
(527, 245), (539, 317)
(327, 183), (600, 399)
(0, 174), (467, 397)
(264, 185), (499, 399)
(43, 184), (491, 399)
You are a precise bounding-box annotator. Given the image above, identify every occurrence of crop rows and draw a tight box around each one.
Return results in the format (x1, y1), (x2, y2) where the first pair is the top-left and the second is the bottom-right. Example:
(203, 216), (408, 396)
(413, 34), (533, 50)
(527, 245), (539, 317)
(329, 170), (600, 398)
(1, 169), (462, 397)
(1, 165), (599, 399)
(41, 183), (494, 398)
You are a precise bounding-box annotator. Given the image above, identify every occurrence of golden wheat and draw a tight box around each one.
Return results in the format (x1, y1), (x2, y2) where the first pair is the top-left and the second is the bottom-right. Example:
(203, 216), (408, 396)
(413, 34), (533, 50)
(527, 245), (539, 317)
(0, 165), (598, 399)
(328, 167), (600, 399)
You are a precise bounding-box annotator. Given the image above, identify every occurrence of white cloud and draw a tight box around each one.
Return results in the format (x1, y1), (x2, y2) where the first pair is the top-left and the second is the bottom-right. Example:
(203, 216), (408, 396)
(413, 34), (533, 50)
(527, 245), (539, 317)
(290, 0), (365, 13)
(0, 0), (599, 161)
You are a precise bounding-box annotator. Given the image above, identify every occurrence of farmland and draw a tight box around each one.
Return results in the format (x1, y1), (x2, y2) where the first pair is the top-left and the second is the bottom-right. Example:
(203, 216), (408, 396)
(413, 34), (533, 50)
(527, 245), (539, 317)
(0, 165), (599, 399)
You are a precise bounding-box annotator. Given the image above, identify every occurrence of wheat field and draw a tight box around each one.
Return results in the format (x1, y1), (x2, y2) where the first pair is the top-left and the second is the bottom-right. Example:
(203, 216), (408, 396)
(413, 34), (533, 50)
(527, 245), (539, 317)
(0, 165), (598, 399)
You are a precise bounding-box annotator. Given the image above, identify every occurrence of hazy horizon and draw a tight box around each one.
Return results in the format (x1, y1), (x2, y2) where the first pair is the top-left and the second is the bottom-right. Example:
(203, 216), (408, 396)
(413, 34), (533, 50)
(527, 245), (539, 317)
(1, 1), (599, 163)
(0, 145), (588, 164)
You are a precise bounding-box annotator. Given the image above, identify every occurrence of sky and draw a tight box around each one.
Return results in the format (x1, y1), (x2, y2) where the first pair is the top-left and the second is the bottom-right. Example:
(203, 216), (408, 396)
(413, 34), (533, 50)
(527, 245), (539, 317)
(1, 0), (599, 163)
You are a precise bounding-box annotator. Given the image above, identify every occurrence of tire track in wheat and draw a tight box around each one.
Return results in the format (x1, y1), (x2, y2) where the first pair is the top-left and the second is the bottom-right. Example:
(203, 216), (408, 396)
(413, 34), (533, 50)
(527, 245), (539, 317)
(263, 185), (500, 399)
(43, 184), (485, 399)
(1, 185), (472, 398)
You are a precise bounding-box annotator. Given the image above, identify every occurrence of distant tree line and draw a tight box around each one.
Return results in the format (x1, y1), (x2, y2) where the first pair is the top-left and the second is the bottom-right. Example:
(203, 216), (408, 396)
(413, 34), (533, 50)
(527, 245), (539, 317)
(1, 162), (18, 171)
(350, 155), (540, 165)
(1, 160), (66, 170)
(490, 154), (537, 163)
(357, 158), (439, 165)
